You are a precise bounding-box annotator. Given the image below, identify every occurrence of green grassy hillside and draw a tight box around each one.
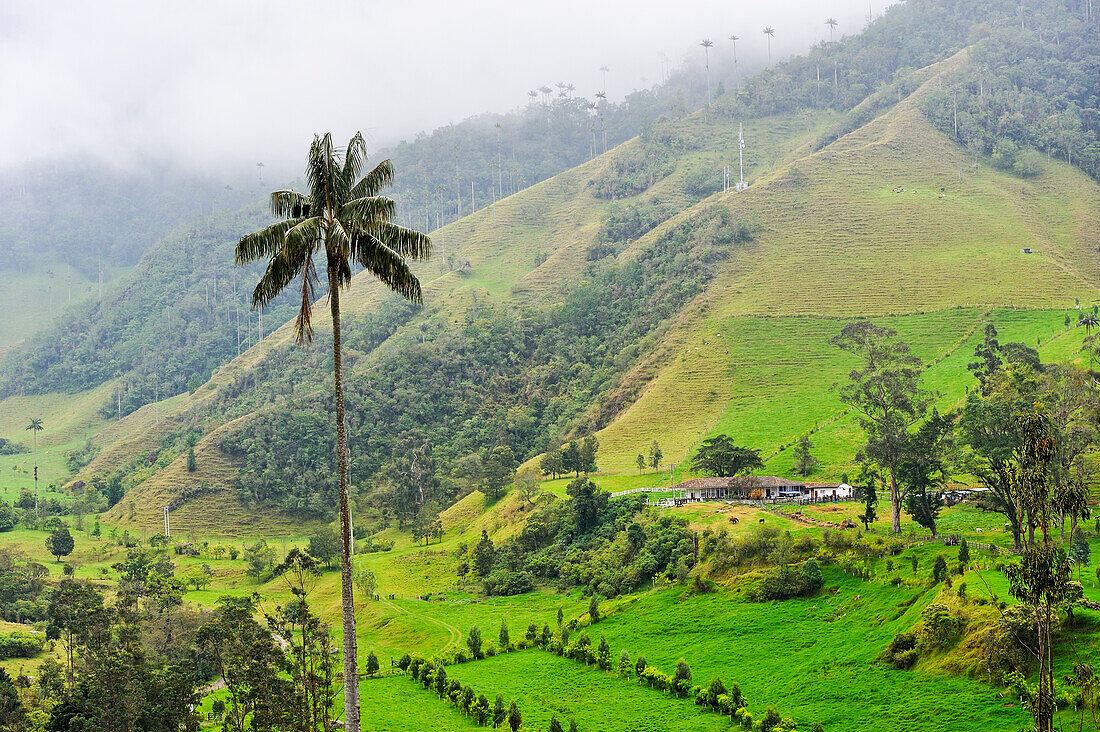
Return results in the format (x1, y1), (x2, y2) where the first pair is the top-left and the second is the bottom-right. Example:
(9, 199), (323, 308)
(12, 17), (1094, 546)
(64, 47), (1100, 536)
(0, 259), (130, 357)
(69, 105), (828, 535)
(586, 52), (1100, 476)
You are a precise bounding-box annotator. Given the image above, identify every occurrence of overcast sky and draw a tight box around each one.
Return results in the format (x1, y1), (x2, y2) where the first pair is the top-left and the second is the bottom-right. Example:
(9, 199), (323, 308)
(1, 0), (895, 180)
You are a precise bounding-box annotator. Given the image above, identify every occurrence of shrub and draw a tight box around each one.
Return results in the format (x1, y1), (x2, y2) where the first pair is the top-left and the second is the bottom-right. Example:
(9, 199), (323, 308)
(672, 658), (693, 697)
(932, 554), (948, 583)
(800, 559), (824, 593)
(755, 561), (822, 601)
(705, 677), (727, 709)
(0, 633), (42, 660)
(920, 602), (961, 649)
(483, 568), (534, 597)
(467, 626), (483, 659)
(618, 649), (632, 678)
(760, 707), (783, 732)
(886, 631), (919, 669)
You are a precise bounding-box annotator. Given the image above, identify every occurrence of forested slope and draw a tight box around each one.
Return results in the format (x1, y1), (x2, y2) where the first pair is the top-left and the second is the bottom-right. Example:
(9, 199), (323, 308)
(43, 0), (1100, 535)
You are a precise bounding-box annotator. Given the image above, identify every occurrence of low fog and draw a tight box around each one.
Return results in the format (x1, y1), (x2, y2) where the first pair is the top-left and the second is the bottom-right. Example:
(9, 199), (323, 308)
(2, 0), (894, 180)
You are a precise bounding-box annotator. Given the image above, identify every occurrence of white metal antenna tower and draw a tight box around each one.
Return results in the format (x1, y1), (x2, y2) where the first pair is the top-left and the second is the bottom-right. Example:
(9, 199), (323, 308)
(736, 123), (748, 191)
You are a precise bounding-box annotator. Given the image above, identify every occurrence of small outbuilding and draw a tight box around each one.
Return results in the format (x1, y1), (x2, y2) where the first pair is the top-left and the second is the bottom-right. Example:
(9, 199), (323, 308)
(805, 482), (853, 500)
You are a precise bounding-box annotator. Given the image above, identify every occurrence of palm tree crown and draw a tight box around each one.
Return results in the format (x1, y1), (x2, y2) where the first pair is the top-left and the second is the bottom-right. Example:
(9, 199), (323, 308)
(236, 132), (431, 343)
(1079, 312), (1099, 336)
(826, 17), (839, 41)
(763, 27), (776, 62)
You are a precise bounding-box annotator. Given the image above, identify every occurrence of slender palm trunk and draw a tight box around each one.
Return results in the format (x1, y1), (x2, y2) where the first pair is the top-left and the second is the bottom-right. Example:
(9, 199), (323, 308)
(33, 431), (39, 518)
(328, 263), (360, 732)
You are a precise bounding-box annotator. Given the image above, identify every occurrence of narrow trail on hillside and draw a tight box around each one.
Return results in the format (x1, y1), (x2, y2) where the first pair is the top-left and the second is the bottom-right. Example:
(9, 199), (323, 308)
(378, 597), (461, 656)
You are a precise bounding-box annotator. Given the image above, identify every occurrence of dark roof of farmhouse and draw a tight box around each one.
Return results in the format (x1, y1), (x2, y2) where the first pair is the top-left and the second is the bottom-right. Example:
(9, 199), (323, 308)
(676, 476), (806, 490)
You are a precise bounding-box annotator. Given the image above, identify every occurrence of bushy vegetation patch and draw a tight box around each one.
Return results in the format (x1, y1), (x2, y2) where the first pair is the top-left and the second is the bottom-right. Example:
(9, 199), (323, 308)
(0, 631), (43, 660)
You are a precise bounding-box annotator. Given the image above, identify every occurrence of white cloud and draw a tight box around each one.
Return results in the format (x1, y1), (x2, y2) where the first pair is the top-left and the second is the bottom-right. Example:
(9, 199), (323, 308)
(0, 0), (891, 178)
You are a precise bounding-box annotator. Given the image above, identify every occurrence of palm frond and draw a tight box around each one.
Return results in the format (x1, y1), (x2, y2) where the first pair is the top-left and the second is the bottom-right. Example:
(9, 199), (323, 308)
(247, 216), (321, 312)
(307, 133), (338, 212)
(294, 256), (321, 343)
(368, 222), (432, 261)
(332, 255), (354, 291)
(270, 190), (312, 219)
(351, 159), (395, 199)
(236, 218), (303, 264)
(342, 132), (369, 196)
(326, 218), (351, 264)
(340, 196), (396, 231)
(251, 238), (312, 309)
(350, 233), (423, 303)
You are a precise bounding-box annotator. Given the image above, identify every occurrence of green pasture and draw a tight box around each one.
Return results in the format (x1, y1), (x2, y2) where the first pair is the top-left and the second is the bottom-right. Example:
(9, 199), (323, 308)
(595, 307), (1089, 478)
(448, 650), (733, 732)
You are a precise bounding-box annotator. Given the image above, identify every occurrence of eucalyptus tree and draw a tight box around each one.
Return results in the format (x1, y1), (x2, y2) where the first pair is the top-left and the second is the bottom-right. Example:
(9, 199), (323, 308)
(830, 321), (931, 533)
(236, 132), (431, 732)
(763, 27), (776, 63)
(25, 418), (42, 517)
(826, 18), (838, 41)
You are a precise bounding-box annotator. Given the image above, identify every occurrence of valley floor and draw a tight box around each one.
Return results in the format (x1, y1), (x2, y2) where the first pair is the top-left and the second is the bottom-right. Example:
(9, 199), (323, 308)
(5, 501), (1099, 731)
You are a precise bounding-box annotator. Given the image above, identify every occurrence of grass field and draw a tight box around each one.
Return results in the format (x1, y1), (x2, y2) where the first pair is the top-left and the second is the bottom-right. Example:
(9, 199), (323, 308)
(593, 307), (1088, 476)
(577, 572), (1033, 732)
(448, 651), (735, 732)
(0, 258), (131, 355)
(586, 57), (1099, 477)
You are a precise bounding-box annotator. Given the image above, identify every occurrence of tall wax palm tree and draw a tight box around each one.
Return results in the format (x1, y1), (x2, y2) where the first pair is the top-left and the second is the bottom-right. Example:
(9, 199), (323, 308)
(26, 418), (43, 518)
(826, 18), (838, 41)
(595, 91), (608, 152)
(763, 27), (776, 64)
(700, 39), (714, 104)
(728, 35), (740, 90)
(599, 65), (609, 95)
(236, 132), (430, 732)
(1079, 312), (1099, 337)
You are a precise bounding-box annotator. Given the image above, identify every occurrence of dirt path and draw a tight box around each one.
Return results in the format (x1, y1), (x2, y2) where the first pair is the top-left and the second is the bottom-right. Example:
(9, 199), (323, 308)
(378, 597), (462, 656)
(198, 676), (226, 696)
